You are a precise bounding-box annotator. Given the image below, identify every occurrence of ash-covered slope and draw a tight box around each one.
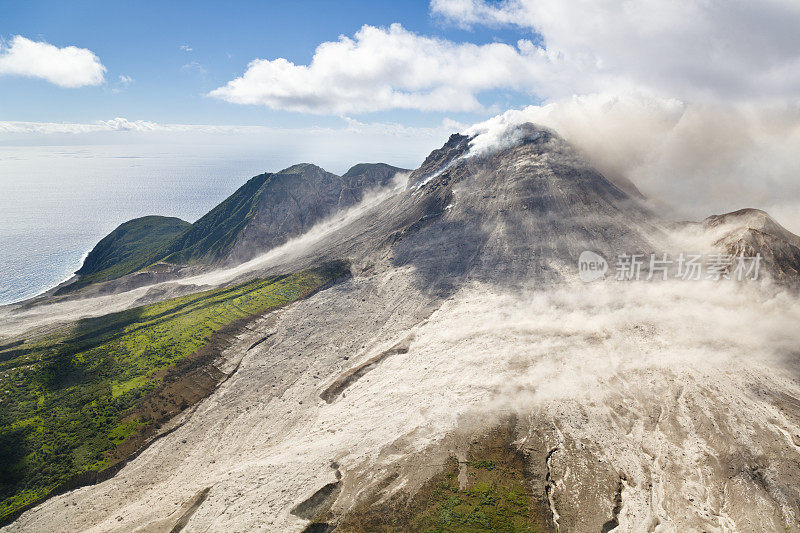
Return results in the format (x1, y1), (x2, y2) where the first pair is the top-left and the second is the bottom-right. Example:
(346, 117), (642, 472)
(395, 123), (660, 288)
(704, 208), (800, 280)
(6, 124), (800, 533)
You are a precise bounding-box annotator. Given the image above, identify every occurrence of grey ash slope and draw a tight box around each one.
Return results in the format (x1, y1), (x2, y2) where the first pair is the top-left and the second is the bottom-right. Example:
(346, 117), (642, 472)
(704, 208), (800, 280)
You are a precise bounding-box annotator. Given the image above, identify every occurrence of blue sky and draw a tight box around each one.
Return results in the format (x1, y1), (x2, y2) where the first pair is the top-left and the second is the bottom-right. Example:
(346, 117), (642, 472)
(0, 0), (536, 127)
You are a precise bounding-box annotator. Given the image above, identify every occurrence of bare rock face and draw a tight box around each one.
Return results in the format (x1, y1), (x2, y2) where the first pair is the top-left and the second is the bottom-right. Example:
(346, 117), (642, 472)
(229, 164), (346, 265)
(406, 132), (470, 189)
(6, 124), (800, 532)
(338, 163), (407, 207)
(703, 208), (800, 281)
(227, 162), (408, 266)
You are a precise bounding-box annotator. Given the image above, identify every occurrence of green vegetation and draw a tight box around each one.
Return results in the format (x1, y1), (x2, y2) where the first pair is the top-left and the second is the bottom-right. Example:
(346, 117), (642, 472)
(159, 173), (271, 265)
(405, 456), (539, 532)
(0, 263), (347, 524)
(160, 165), (325, 266)
(73, 215), (191, 287)
(333, 426), (546, 532)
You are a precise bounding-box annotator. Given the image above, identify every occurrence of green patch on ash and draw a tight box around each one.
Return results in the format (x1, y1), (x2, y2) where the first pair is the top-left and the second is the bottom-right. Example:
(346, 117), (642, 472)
(0, 261), (349, 525)
(316, 425), (549, 532)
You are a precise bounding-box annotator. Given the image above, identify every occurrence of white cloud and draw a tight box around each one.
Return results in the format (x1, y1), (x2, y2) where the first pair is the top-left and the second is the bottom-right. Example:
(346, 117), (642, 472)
(211, 3), (800, 114)
(0, 116), (459, 142)
(0, 118), (262, 135)
(181, 61), (207, 76)
(431, 0), (800, 103)
(0, 35), (106, 88)
(209, 23), (553, 114)
(0, 118), (459, 177)
(180, 45), (193, 52)
(111, 74), (134, 93)
(422, 2), (800, 231)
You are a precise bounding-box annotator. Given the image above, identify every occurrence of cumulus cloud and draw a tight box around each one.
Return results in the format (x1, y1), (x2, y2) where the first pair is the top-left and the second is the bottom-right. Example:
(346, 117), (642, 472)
(209, 23), (554, 113)
(423, 1), (800, 231)
(212, 2), (800, 114)
(431, 0), (800, 103)
(111, 74), (134, 93)
(0, 35), (106, 87)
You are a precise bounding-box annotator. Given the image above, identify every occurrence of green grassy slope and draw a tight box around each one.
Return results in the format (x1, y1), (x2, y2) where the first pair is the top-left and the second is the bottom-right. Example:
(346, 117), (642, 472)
(161, 165), (336, 265)
(159, 173), (272, 265)
(0, 262), (348, 523)
(71, 216), (191, 286)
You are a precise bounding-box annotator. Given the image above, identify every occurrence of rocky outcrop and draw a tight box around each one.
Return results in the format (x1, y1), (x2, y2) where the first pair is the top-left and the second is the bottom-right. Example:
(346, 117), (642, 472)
(704, 208), (800, 281)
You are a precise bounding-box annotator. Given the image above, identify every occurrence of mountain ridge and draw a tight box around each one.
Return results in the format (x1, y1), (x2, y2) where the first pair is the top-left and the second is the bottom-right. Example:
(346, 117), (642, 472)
(67, 162), (409, 291)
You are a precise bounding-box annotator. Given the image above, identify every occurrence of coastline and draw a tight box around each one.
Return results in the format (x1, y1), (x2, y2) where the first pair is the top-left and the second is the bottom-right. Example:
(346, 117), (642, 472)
(0, 249), (88, 309)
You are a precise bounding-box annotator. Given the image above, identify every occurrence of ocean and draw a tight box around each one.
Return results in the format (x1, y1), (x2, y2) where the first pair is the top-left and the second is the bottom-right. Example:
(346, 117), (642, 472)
(0, 145), (276, 304)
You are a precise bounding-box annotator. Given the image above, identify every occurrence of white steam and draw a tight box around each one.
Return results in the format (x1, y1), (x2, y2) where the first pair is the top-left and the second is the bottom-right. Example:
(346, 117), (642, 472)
(463, 93), (800, 233)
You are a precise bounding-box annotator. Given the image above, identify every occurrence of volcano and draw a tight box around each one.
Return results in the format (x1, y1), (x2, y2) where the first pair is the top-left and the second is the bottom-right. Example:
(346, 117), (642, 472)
(3, 124), (800, 532)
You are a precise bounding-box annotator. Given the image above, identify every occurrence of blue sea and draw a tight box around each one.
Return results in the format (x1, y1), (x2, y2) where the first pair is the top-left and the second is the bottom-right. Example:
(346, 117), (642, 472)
(0, 145), (277, 304)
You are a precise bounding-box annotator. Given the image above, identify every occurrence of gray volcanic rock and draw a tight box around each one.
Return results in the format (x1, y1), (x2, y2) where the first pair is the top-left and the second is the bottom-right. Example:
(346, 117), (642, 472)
(339, 163), (409, 207)
(227, 163), (346, 264)
(704, 208), (800, 247)
(406, 132), (470, 188)
(704, 208), (800, 281)
(229, 163), (408, 265)
(394, 125), (660, 288)
(239, 123), (662, 294)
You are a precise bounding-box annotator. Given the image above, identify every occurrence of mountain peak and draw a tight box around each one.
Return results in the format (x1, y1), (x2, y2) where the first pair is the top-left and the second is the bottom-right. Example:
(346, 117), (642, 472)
(276, 162), (328, 175)
(704, 208), (800, 248)
(343, 162), (402, 179)
(406, 133), (470, 188)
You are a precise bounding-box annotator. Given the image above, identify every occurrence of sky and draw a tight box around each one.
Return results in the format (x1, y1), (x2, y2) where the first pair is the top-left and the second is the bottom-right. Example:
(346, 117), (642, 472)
(0, 0), (533, 126)
(2, 0), (800, 228)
